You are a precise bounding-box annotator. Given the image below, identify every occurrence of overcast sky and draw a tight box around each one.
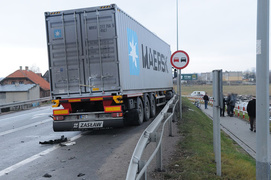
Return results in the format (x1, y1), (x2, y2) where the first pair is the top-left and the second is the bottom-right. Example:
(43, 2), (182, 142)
(0, 0), (258, 77)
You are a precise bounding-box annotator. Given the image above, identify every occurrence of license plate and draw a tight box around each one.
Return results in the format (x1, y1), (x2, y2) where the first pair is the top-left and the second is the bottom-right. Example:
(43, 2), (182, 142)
(79, 121), (103, 128)
(79, 115), (95, 119)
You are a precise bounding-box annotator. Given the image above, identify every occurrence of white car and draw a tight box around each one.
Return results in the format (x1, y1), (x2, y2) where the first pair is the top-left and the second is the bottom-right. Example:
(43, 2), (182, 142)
(190, 91), (206, 97)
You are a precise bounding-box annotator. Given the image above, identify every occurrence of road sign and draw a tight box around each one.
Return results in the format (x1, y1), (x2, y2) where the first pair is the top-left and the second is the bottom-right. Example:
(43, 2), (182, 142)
(170, 50), (189, 69)
(181, 74), (197, 80)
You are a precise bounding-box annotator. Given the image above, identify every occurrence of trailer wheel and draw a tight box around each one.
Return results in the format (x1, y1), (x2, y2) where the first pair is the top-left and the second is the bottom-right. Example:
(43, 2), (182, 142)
(166, 91), (173, 100)
(135, 97), (144, 125)
(143, 96), (150, 121)
(150, 94), (156, 117)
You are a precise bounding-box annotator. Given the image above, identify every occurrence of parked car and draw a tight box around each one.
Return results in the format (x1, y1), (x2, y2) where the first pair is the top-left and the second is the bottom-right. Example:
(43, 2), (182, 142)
(190, 91), (206, 97)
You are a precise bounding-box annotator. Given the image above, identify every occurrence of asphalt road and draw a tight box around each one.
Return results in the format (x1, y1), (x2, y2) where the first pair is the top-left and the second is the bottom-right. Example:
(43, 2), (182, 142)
(0, 106), (158, 180)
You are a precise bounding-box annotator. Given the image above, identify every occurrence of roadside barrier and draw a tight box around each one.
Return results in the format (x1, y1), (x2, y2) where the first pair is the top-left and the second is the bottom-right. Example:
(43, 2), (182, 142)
(187, 96), (213, 107)
(187, 96), (249, 120)
(126, 95), (178, 180)
(243, 107), (246, 119)
(234, 103), (248, 120)
(0, 97), (51, 114)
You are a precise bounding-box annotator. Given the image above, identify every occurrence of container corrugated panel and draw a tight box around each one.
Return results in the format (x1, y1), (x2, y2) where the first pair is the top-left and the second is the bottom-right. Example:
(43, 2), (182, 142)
(45, 4), (172, 99)
(115, 6), (172, 92)
(45, 12), (84, 97)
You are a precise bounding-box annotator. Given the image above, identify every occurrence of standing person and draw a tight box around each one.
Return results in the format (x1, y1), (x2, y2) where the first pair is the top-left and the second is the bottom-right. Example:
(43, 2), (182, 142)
(220, 96), (226, 117)
(229, 93), (236, 116)
(226, 93), (232, 116)
(203, 93), (209, 109)
(247, 96), (256, 132)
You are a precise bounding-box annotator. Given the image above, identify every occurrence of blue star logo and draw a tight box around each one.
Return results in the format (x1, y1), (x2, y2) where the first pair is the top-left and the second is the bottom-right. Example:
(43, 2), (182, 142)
(54, 29), (62, 38)
(127, 28), (140, 76)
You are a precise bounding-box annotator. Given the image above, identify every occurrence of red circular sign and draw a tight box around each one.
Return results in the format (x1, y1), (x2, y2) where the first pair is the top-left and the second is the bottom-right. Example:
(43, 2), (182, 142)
(170, 50), (189, 69)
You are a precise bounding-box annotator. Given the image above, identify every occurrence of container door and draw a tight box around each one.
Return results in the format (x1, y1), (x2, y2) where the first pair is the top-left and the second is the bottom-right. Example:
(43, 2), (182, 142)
(46, 13), (84, 96)
(81, 9), (120, 93)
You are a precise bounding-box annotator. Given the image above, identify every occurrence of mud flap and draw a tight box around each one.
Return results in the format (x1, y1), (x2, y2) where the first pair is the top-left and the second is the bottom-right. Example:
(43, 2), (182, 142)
(124, 109), (140, 125)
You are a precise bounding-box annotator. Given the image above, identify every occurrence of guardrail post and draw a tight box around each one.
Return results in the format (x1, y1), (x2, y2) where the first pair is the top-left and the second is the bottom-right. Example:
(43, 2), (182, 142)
(167, 114), (173, 137)
(169, 116), (173, 137)
(138, 160), (147, 180)
(156, 132), (162, 172)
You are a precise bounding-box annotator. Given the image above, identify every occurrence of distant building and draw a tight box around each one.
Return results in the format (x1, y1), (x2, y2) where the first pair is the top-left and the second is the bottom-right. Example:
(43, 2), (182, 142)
(0, 66), (50, 97)
(199, 72), (212, 84)
(43, 70), (50, 83)
(0, 84), (40, 104)
(223, 71), (242, 85)
(197, 71), (243, 85)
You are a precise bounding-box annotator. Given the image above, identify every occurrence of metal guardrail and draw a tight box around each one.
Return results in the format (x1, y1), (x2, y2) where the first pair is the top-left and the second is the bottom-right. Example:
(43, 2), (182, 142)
(126, 95), (179, 180)
(0, 97), (51, 113)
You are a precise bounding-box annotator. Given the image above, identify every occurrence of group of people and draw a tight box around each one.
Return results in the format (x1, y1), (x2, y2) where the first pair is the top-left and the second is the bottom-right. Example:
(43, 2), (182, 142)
(202, 92), (237, 116)
(202, 92), (256, 132)
(222, 93), (236, 117)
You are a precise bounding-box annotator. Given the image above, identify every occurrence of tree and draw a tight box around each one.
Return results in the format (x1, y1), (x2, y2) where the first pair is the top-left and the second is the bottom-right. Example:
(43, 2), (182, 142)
(30, 65), (41, 73)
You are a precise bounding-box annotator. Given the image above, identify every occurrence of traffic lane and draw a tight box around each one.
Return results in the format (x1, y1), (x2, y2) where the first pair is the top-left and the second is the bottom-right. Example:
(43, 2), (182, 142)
(0, 115), (80, 172)
(1, 120), (153, 180)
(0, 106), (52, 132)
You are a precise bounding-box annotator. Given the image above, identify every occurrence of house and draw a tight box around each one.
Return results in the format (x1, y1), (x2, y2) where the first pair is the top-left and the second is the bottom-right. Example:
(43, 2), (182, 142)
(0, 66), (50, 97)
(0, 84), (40, 104)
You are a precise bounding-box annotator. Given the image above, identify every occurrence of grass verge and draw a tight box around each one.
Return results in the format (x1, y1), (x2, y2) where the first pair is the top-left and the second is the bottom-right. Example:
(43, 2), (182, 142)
(180, 84), (258, 96)
(157, 97), (256, 179)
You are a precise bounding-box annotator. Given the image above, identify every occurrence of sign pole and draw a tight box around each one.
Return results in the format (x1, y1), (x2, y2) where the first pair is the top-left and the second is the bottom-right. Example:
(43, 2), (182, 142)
(178, 69), (182, 119)
(171, 50), (189, 121)
(176, 0), (182, 119)
(212, 70), (222, 176)
(256, 0), (270, 178)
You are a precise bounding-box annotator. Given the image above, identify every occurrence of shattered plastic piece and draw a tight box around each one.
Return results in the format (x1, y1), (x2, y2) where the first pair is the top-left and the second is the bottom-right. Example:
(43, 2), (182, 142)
(43, 173), (52, 178)
(60, 141), (76, 146)
(39, 135), (67, 144)
(77, 173), (85, 177)
(68, 156), (76, 160)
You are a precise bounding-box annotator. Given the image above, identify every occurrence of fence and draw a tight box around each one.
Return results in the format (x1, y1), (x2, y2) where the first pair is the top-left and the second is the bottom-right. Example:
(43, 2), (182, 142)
(126, 95), (178, 180)
(0, 97), (51, 113)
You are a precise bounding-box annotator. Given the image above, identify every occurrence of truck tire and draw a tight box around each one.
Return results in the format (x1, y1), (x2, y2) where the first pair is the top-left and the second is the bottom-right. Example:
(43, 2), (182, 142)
(143, 96), (150, 121)
(166, 91), (173, 100)
(150, 94), (156, 117)
(135, 97), (144, 125)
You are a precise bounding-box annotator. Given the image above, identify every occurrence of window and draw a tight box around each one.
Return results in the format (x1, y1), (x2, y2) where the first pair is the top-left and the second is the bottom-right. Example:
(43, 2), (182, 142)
(0, 92), (6, 99)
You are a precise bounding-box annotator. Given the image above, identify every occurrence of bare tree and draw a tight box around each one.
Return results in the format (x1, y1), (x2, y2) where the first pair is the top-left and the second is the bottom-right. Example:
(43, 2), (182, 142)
(30, 65), (41, 73)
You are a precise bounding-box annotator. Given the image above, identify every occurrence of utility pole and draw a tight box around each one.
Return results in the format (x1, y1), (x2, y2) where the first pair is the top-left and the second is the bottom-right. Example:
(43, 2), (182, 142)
(256, 0), (270, 179)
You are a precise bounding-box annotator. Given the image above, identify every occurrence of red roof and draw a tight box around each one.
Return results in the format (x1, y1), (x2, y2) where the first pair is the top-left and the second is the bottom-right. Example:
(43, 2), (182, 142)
(6, 70), (50, 91)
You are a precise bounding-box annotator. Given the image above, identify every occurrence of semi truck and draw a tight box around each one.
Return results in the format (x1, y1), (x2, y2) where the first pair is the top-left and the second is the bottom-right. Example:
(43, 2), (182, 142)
(45, 4), (173, 131)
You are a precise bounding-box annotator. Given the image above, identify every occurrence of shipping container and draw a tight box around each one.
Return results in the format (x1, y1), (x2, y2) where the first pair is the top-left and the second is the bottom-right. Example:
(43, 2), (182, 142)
(45, 4), (173, 131)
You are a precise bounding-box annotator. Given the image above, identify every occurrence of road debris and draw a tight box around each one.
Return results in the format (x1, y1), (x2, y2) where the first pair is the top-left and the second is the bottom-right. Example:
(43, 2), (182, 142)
(77, 173), (85, 177)
(60, 141), (76, 146)
(39, 135), (67, 145)
(43, 173), (52, 178)
(68, 156), (76, 160)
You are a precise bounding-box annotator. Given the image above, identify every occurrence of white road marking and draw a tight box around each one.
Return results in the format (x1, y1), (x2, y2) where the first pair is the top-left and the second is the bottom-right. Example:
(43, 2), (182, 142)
(0, 119), (51, 136)
(31, 113), (51, 119)
(0, 134), (82, 177)
(0, 107), (51, 121)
